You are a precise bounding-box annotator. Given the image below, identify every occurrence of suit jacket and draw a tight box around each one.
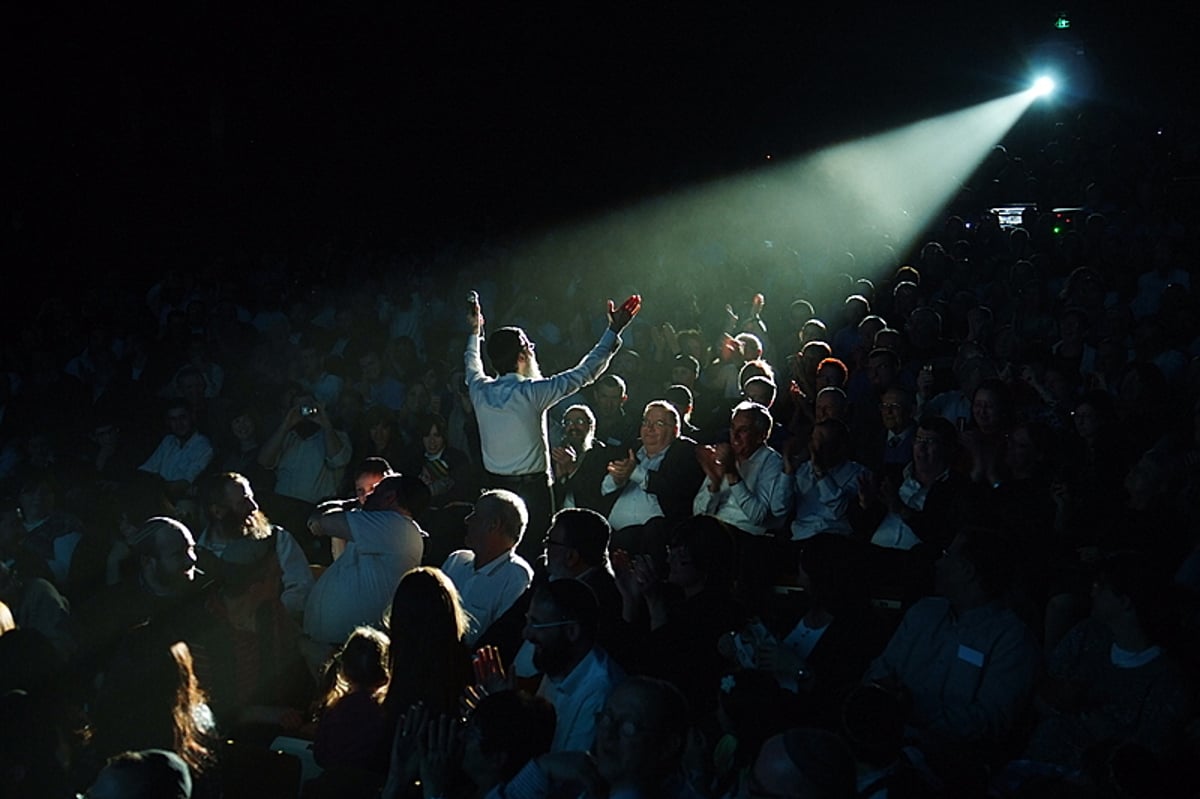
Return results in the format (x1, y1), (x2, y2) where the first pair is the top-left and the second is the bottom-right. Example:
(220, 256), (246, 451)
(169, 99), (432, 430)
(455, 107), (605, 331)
(644, 436), (705, 525)
(554, 441), (613, 515)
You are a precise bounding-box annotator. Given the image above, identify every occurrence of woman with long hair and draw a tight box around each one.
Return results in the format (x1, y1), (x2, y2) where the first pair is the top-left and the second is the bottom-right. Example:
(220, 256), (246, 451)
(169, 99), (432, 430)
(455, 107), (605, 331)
(89, 626), (214, 785)
(383, 567), (473, 717)
(381, 567), (474, 797)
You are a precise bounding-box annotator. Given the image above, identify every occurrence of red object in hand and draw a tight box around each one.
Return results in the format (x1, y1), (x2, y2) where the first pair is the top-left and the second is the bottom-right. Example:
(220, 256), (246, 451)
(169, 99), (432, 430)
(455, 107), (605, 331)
(621, 294), (641, 314)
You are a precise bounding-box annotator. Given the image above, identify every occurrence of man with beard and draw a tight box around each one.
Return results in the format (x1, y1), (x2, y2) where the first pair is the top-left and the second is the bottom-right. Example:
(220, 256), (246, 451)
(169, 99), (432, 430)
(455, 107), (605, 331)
(198, 472), (313, 620)
(488, 677), (697, 799)
(551, 405), (609, 515)
(523, 578), (625, 752)
(466, 292), (640, 565)
(73, 516), (208, 668)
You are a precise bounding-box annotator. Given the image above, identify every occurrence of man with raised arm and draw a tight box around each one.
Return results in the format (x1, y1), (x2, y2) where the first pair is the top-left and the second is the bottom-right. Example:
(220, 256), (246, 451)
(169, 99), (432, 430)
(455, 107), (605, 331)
(465, 291), (640, 564)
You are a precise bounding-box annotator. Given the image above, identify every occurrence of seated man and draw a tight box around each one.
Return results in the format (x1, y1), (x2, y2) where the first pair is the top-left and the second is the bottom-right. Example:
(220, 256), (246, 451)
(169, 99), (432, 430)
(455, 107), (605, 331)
(693, 401), (793, 536)
(861, 384), (917, 478)
(694, 401), (793, 604)
(858, 416), (976, 554)
(73, 517), (206, 667)
(525, 579), (625, 752)
(551, 404), (610, 515)
(789, 419), (867, 542)
(863, 527), (1038, 761)
(442, 490), (535, 646)
(303, 474), (427, 650)
(494, 676), (694, 799)
(1023, 552), (1193, 772)
(138, 400), (214, 499)
(603, 401), (703, 555)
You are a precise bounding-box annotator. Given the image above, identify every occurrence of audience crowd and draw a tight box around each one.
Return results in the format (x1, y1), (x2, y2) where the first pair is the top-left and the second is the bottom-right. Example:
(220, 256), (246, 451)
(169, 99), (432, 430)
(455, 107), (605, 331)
(2, 108), (1200, 798)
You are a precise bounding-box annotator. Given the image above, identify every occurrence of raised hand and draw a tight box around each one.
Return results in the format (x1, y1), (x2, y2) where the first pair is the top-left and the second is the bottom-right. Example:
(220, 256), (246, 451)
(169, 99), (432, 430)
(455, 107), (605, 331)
(606, 294), (642, 332)
(551, 445), (580, 478)
(466, 290), (484, 335)
(418, 714), (460, 799)
(606, 449), (637, 487)
(472, 644), (513, 695)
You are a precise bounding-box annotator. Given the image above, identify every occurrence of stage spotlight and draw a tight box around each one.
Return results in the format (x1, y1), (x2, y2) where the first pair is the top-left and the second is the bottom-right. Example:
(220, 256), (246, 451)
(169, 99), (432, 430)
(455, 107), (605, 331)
(1030, 76), (1056, 97)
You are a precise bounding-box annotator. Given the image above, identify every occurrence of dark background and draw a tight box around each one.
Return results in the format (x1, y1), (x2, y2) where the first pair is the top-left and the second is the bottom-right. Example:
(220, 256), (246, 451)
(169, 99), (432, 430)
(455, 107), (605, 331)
(3, 2), (1195, 290)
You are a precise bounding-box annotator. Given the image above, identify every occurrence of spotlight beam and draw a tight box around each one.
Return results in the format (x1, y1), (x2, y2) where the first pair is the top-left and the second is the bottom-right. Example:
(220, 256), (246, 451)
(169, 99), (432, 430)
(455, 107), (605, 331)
(508, 88), (1045, 295)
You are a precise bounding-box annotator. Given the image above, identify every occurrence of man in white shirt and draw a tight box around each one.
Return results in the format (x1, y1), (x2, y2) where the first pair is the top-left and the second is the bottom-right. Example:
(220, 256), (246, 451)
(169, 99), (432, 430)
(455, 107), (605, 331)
(694, 401), (793, 535)
(465, 292), (640, 564)
(790, 419), (867, 541)
(138, 400), (214, 499)
(603, 401), (704, 554)
(694, 401), (793, 607)
(441, 489), (534, 645)
(524, 578), (624, 752)
(303, 474), (425, 649)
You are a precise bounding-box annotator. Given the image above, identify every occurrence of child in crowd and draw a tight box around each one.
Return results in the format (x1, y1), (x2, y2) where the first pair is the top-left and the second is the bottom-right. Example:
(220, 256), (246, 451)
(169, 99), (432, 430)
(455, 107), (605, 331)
(311, 626), (391, 774)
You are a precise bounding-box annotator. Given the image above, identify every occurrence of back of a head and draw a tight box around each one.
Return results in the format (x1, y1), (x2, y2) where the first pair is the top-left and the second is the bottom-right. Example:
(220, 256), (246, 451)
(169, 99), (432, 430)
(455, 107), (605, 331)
(366, 473), (432, 516)
(90, 749), (193, 799)
(479, 489), (529, 546)
(955, 526), (1018, 599)
(471, 690), (556, 784)
(752, 727), (855, 799)
(553, 507), (611, 567)
(386, 567), (469, 713)
(619, 676), (690, 758)
(0, 689), (68, 798)
(389, 567), (467, 651)
(487, 328), (526, 375)
(798, 532), (864, 610)
(354, 456), (393, 481)
(1096, 551), (1173, 642)
(672, 515), (737, 592)
(129, 516), (192, 561)
(664, 384), (693, 410)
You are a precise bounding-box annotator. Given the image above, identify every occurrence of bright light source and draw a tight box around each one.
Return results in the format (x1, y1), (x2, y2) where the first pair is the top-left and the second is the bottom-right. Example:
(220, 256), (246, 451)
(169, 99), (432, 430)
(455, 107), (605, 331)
(1031, 76), (1056, 97)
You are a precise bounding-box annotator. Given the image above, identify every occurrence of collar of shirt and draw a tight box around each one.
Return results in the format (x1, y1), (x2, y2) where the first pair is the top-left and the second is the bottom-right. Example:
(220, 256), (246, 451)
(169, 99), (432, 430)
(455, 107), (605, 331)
(548, 646), (605, 693)
(637, 446), (669, 470)
(476, 547), (520, 575)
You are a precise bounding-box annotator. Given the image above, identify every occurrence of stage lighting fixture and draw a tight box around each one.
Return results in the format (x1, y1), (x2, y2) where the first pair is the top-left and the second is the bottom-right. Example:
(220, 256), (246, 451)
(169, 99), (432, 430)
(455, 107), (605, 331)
(1030, 76), (1056, 97)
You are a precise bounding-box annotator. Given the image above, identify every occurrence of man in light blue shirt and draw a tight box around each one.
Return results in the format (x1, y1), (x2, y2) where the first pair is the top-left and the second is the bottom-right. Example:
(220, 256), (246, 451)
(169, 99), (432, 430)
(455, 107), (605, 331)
(465, 292), (640, 563)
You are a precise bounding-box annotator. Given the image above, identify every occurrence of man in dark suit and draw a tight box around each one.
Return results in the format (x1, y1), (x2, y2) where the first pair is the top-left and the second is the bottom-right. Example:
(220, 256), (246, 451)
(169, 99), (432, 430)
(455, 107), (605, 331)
(551, 404), (612, 515)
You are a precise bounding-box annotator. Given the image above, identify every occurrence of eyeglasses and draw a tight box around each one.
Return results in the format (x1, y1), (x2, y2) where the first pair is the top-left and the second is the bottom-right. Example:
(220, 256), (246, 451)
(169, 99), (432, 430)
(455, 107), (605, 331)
(594, 709), (652, 738)
(563, 418), (592, 427)
(525, 617), (579, 630)
(542, 535), (571, 549)
(879, 402), (903, 410)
